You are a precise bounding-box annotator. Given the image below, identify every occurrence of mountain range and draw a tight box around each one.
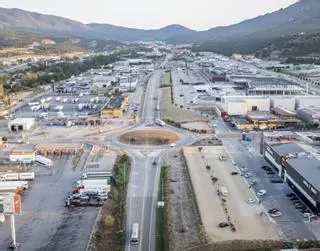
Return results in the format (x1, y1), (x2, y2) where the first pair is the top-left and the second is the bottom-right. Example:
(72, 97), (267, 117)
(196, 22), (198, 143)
(1, 0), (320, 55)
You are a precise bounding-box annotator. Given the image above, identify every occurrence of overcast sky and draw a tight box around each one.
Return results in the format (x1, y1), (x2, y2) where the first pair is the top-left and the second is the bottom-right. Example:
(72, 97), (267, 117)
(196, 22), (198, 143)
(1, 0), (298, 30)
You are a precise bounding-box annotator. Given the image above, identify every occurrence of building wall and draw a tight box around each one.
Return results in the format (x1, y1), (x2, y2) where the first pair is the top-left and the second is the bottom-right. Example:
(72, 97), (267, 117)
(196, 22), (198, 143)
(271, 97), (295, 111)
(296, 96), (320, 109)
(226, 101), (247, 115)
(245, 98), (270, 112)
(100, 108), (123, 118)
(296, 109), (314, 124)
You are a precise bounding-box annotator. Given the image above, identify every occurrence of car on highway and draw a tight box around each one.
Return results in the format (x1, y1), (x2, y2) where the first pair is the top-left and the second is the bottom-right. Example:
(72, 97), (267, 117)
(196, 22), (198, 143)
(257, 189), (267, 196)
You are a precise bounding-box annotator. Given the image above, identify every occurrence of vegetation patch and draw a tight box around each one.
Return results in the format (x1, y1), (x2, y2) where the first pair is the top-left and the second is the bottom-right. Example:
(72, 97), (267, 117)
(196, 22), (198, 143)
(88, 154), (131, 251)
(155, 166), (169, 251)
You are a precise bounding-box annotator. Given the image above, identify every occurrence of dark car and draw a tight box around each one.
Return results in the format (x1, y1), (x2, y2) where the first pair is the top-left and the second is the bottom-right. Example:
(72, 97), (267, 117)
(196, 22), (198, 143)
(231, 172), (239, 175)
(261, 166), (269, 170)
(218, 222), (229, 228)
(268, 208), (279, 214)
(286, 193), (295, 197)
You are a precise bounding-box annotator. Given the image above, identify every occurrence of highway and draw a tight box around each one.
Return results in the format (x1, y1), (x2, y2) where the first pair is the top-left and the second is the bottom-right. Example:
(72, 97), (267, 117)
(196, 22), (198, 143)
(124, 70), (165, 251)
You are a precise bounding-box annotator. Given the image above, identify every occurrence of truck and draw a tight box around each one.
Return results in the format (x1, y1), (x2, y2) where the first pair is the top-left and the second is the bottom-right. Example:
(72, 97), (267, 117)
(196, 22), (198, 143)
(28, 102), (40, 107)
(218, 186), (229, 197)
(35, 155), (53, 168)
(0, 172), (35, 181)
(155, 119), (165, 127)
(82, 171), (113, 179)
(0, 181), (28, 189)
(77, 179), (109, 186)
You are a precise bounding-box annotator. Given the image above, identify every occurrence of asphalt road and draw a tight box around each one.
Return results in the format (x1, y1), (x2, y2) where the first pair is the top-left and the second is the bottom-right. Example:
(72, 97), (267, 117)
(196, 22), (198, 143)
(121, 69), (196, 251)
(124, 70), (164, 251)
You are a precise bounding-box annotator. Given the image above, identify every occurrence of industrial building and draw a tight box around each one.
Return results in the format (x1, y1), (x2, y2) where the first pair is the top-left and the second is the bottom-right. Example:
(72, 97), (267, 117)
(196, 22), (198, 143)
(100, 96), (126, 118)
(8, 118), (35, 132)
(9, 144), (37, 163)
(297, 108), (320, 125)
(221, 96), (270, 115)
(264, 142), (320, 213)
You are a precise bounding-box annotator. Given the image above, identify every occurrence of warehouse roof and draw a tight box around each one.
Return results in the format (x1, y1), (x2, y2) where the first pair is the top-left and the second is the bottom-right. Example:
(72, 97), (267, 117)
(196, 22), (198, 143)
(270, 143), (320, 192)
(8, 118), (35, 125)
(11, 144), (36, 153)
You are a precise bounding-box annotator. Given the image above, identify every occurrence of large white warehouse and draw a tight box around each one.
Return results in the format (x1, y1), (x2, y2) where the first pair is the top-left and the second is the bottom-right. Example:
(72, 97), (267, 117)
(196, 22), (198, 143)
(222, 96), (270, 115)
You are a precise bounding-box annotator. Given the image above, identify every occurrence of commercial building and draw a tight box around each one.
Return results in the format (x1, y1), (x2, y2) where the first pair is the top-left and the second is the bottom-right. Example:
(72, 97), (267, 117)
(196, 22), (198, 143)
(270, 97), (295, 111)
(221, 96), (270, 115)
(100, 96), (126, 118)
(9, 145), (37, 163)
(264, 142), (320, 213)
(8, 118), (35, 132)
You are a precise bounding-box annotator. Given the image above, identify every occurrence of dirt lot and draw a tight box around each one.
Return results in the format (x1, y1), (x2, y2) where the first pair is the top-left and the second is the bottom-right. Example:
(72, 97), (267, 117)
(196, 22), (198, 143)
(119, 129), (179, 145)
(160, 87), (206, 123)
(181, 121), (211, 131)
(164, 150), (204, 250)
(183, 146), (279, 242)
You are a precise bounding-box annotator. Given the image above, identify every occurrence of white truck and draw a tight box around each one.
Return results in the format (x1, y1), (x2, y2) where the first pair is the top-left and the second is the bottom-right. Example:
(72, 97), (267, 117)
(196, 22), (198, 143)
(35, 155), (53, 168)
(0, 172), (35, 181)
(155, 119), (165, 127)
(82, 171), (113, 179)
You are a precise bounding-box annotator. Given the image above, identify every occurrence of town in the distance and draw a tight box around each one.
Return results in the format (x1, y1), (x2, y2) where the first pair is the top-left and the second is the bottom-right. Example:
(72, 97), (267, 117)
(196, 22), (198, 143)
(0, 0), (320, 251)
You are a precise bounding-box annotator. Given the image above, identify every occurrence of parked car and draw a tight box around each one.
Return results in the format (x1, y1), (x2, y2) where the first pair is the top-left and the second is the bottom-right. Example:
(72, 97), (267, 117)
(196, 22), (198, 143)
(247, 198), (255, 204)
(257, 189), (267, 196)
(231, 172), (239, 175)
(250, 181), (257, 186)
(218, 222), (229, 228)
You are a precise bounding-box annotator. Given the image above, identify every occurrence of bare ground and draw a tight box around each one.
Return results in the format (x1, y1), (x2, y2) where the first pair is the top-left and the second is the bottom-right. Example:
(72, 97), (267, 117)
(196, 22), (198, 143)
(164, 150), (204, 250)
(183, 146), (279, 242)
(119, 129), (179, 145)
(160, 87), (206, 123)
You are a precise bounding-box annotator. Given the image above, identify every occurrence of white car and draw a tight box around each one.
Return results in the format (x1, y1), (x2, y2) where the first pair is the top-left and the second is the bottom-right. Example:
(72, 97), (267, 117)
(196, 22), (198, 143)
(270, 211), (282, 217)
(170, 143), (176, 147)
(257, 189), (267, 196)
(247, 198), (255, 204)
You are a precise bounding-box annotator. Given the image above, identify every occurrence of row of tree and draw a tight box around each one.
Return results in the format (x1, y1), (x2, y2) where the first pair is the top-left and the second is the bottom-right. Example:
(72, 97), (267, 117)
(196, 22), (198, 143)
(4, 53), (120, 93)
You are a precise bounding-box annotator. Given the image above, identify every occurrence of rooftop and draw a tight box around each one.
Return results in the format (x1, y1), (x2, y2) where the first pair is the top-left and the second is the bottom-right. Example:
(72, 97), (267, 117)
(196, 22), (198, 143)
(270, 143), (320, 192)
(11, 144), (36, 152)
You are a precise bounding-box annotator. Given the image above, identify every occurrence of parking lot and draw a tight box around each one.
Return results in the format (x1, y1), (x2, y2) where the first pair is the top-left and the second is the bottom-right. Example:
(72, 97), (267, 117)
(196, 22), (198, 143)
(13, 92), (107, 118)
(0, 157), (99, 251)
(224, 136), (320, 241)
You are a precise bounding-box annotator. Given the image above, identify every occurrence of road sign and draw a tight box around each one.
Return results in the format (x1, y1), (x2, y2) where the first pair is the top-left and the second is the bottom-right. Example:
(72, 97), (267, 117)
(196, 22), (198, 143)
(3, 194), (14, 214)
(2, 194), (22, 215)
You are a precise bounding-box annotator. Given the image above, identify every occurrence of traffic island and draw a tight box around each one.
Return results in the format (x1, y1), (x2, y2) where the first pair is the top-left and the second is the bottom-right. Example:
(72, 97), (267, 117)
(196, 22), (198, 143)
(119, 130), (179, 145)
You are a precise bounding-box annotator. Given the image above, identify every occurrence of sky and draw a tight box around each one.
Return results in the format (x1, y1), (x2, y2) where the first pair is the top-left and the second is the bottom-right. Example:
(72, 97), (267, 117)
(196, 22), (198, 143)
(1, 0), (298, 30)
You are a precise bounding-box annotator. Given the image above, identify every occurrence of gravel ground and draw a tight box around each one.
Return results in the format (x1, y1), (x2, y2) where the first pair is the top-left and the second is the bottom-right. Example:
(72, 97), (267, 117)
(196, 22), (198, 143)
(164, 150), (202, 250)
(160, 87), (206, 123)
(183, 146), (279, 242)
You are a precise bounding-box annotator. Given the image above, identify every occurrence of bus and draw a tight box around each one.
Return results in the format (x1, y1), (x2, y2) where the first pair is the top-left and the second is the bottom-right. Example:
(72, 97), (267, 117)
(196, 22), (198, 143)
(130, 223), (139, 245)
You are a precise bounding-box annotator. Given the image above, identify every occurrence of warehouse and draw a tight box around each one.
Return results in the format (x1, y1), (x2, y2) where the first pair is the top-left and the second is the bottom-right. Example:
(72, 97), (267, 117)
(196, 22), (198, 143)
(8, 118), (35, 132)
(221, 96), (270, 115)
(264, 142), (320, 213)
(9, 145), (37, 163)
